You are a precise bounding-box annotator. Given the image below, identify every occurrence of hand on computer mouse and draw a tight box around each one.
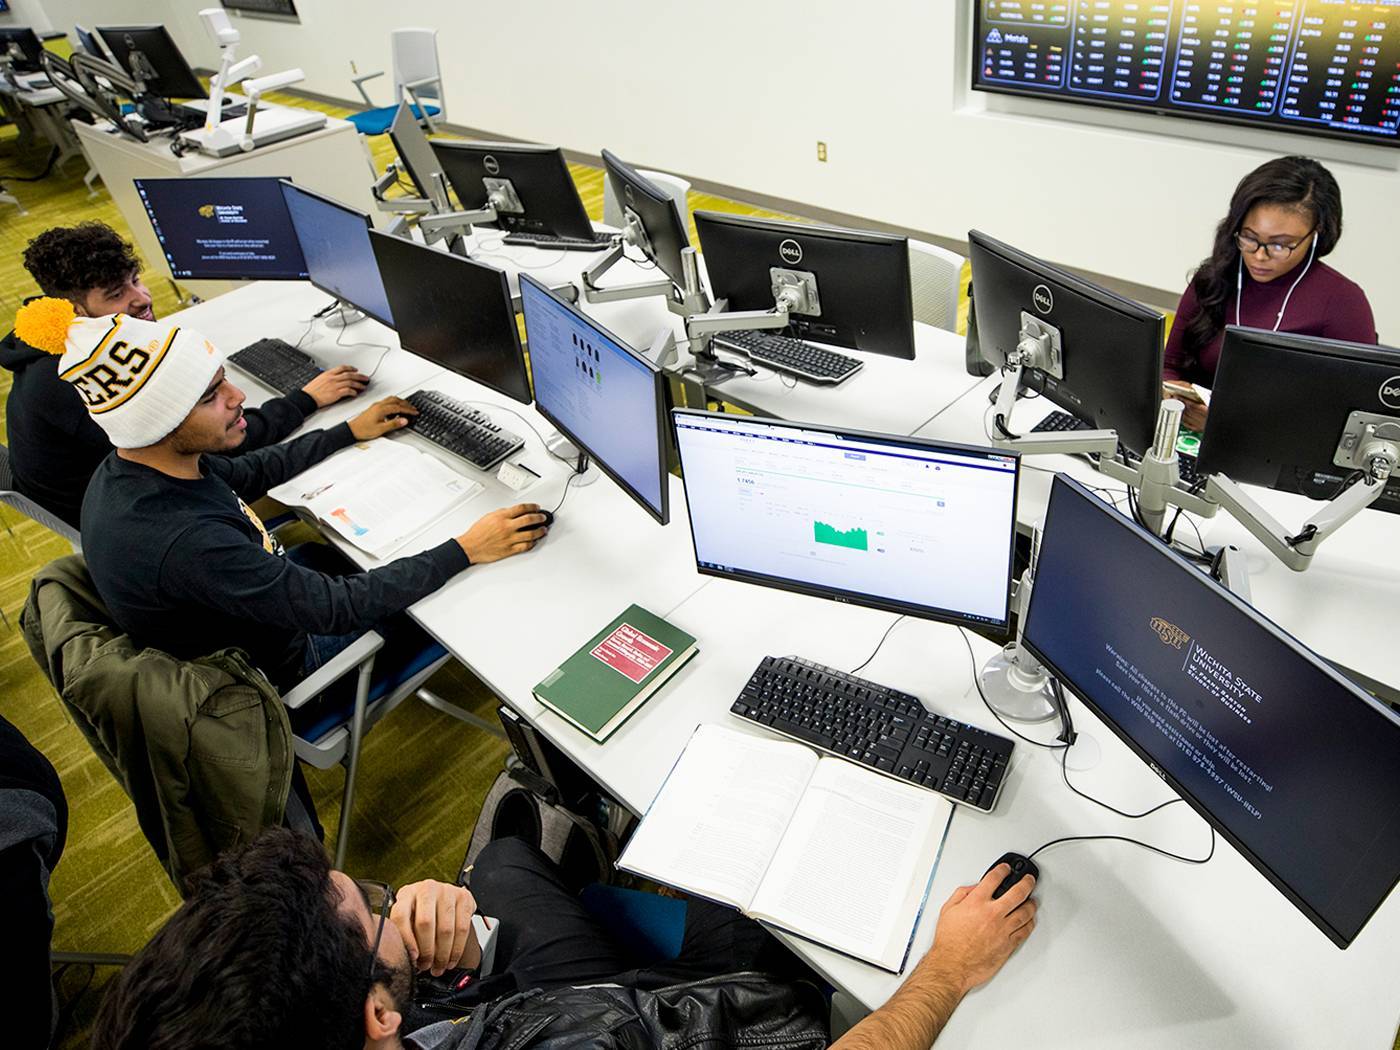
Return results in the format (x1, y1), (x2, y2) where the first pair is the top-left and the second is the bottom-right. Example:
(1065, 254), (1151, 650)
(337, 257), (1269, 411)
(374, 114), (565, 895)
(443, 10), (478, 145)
(457, 503), (548, 563)
(922, 858), (1037, 995)
(302, 365), (370, 407)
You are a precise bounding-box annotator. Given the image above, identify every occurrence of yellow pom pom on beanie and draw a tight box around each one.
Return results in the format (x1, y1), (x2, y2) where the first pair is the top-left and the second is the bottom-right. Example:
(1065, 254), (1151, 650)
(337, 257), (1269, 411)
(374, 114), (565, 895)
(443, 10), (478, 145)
(14, 297), (77, 356)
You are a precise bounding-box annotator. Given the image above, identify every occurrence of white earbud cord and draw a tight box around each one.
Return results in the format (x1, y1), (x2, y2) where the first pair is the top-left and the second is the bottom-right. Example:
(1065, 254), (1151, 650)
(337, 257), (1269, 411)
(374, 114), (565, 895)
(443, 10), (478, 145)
(1237, 235), (1318, 332)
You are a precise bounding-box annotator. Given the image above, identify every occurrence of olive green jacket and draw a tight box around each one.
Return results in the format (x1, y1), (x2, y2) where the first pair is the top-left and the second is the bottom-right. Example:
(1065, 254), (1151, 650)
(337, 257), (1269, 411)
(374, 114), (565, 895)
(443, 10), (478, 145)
(20, 555), (293, 892)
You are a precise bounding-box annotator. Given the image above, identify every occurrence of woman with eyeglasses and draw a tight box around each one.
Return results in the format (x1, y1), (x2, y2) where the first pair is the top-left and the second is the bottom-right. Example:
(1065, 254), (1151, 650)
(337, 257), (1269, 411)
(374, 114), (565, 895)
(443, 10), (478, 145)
(1162, 155), (1376, 431)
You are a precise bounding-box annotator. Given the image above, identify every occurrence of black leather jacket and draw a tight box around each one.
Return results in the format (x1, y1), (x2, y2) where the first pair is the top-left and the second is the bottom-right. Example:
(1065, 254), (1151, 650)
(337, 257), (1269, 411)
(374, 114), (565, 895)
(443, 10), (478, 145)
(419, 973), (830, 1050)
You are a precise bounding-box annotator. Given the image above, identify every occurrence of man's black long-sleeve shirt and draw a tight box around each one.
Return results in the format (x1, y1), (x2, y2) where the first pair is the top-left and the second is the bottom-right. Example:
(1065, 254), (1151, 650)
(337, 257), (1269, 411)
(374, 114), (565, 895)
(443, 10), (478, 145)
(0, 328), (317, 529)
(81, 424), (470, 689)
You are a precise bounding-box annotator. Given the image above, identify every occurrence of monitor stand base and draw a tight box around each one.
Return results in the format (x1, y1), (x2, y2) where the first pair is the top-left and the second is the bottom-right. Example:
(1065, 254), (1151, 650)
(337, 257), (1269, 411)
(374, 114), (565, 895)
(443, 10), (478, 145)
(320, 301), (366, 329)
(979, 642), (1058, 724)
(1062, 732), (1101, 772)
(546, 435), (599, 487)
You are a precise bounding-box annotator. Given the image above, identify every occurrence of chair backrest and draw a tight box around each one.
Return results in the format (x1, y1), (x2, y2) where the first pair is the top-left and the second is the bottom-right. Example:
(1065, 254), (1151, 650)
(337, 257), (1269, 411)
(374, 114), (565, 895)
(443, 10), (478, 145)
(602, 168), (692, 237)
(0, 441), (82, 550)
(907, 238), (966, 334)
(20, 555), (293, 892)
(391, 27), (442, 108)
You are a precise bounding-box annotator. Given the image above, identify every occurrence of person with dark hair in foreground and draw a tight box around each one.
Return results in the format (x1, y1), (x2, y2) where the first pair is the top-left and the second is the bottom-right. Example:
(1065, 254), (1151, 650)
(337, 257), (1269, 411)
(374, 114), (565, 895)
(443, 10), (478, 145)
(0, 222), (370, 528)
(91, 829), (1036, 1049)
(0, 714), (68, 1050)
(1162, 155), (1376, 430)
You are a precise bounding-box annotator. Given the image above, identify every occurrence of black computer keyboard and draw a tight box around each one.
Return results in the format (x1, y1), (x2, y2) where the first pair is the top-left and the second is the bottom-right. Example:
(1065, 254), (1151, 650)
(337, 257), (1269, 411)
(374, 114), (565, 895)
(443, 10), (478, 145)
(730, 656), (1015, 812)
(228, 338), (323, 395)
(501, 230), (615, 251)
(1030, 409), (1092, 434)
(401, 389), (525, 470)
(711, 330), (863, 384)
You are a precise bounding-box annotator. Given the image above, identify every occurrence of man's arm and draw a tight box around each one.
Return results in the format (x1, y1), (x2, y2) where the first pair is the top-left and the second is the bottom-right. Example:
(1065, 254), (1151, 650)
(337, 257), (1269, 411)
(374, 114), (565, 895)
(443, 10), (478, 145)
(210, 396), (416, 502)
(236, 391), (316, 452)
(161, 501), (547, 637)
(832, 865), (1038, 1050)
(236, 366), (372, 453)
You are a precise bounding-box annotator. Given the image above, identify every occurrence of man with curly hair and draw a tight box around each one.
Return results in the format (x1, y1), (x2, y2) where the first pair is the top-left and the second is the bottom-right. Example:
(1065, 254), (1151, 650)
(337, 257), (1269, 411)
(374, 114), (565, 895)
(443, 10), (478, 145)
(1, 222), (369, 528)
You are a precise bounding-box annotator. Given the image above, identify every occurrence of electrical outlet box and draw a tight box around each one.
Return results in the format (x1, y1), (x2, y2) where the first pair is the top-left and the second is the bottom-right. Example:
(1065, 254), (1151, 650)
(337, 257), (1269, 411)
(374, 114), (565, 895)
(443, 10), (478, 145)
(816, 141), (828, 162)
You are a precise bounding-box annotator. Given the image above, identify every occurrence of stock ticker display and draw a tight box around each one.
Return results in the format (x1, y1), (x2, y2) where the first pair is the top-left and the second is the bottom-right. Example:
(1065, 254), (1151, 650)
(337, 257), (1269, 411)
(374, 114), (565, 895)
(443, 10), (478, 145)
(974, 0), (1400, 145)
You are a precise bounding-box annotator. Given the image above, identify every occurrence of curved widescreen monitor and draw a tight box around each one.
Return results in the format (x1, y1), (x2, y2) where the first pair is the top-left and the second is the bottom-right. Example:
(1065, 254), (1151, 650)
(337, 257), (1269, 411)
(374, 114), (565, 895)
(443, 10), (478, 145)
(972, 0), (1400, 148)
(1024, 474), (1400, 948)
(673, 409), (1021, 630)
(518, 273), (670, 523)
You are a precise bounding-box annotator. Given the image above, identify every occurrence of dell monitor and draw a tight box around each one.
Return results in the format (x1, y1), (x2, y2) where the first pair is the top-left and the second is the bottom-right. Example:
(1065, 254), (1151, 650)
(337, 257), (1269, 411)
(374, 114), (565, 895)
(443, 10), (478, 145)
(279, 181), (394, 327)
(601, 149), (692, 287)
(387, 100), (449, 208)
(1198, 327), (1400, 516)
(430, 141), (596, 240)
(135, 176), (308, 281)
(672, 410), (1020, 629)
(968, 230), (1165, 456)
(74, 24), (107, 60)
(368, 232), (531, 405)
(97, 25), (206, 100)
(694, 212), (917, 360)
(1023, 474), (1400, 948)
(0, 27), (44, 72)
(518, 273), (670, 523)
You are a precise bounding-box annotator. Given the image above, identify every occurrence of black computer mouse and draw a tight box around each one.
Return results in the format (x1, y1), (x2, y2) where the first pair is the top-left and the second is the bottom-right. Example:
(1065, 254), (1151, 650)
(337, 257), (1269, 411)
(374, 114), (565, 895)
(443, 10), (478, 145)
(985, 852), (1039, 900)
(523, 509), (554, 530)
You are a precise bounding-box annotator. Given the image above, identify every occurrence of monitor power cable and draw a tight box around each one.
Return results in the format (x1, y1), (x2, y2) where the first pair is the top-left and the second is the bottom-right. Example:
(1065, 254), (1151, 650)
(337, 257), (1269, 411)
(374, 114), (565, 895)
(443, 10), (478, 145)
(849, 614), (906, 675)
(958, 627), (1215, 866)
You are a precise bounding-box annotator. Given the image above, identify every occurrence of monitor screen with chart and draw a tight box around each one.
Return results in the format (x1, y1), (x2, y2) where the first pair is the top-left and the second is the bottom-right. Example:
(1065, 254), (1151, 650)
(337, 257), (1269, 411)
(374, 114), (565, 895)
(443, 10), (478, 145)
(672, 410), (1021, 629)
(972, 0), (1400, 147)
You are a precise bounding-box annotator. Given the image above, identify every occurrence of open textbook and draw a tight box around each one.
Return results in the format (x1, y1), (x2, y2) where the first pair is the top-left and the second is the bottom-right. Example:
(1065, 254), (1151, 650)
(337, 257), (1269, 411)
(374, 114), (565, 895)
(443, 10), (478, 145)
(618, 723), (953, 972)
(269, 439), (482, 559)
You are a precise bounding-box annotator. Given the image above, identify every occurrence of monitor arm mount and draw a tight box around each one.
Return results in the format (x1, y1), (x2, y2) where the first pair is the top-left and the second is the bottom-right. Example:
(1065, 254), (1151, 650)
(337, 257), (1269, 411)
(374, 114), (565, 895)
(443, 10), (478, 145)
(1095, 399), (1219, 531)
(1203, 413), (1399, 572)
(54, 51), (149, 142)
(418, 177), (524, 246)
(980, 518), (1059, 724)
(990, 313), (1120, 458)
(0, 42), (25, 88)
(676, 269), (820, 389)
(580, 207), (710, 317)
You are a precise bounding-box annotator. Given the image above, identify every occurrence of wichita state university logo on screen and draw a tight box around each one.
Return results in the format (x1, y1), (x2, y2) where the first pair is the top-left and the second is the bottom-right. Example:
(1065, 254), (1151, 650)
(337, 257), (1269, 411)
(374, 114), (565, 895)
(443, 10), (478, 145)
(1149, 617), (1190, 649)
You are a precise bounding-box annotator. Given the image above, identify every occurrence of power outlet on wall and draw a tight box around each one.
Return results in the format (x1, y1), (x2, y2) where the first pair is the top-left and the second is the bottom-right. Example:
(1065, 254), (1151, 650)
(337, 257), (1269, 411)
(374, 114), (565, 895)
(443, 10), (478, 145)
(816, 141), (828, 162)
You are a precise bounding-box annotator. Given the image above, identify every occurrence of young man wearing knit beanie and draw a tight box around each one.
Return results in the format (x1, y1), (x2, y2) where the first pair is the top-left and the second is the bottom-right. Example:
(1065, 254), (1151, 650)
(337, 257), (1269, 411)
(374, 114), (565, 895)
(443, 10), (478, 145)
(0, 222), (370, 529)
(15, 296), (547, 700)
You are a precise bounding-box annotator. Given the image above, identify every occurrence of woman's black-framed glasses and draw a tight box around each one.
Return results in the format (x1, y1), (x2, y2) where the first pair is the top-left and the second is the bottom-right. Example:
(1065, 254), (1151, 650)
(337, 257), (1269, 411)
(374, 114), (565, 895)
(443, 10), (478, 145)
(1236, 228), (1315, 260)
(356, 879), (396, 980)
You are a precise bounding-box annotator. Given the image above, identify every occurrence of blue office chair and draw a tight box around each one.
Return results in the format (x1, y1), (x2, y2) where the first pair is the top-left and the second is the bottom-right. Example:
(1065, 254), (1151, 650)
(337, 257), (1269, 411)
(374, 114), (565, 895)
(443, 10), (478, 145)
(348, 28), (445, 138)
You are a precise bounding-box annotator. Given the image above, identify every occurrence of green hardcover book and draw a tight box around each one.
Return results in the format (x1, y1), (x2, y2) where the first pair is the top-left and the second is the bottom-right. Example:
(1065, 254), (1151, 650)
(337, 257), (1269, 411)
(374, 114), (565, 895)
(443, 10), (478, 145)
(532, 604), (698, 742)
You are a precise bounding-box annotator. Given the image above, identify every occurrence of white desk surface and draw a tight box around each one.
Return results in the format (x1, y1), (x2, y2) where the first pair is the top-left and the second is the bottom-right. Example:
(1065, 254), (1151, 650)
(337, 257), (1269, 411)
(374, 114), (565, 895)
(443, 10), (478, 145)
(610, 580), (1400, 1047)
(166, 281), (441, 426)
(696, 322), (983, 436)
(171, 282), (1400, 1049)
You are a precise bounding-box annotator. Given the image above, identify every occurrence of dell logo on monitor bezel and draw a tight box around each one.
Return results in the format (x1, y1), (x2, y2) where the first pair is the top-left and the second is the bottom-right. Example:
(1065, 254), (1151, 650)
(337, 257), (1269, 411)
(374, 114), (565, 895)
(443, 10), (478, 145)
(1032, 284), (1054, 314)
(1380, 376), (1400, 410)
(778, 239), (803, 265)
